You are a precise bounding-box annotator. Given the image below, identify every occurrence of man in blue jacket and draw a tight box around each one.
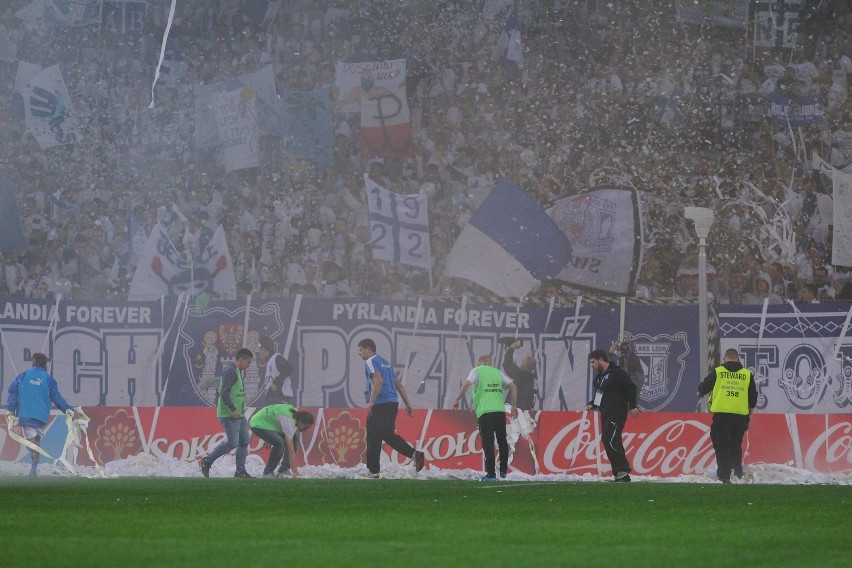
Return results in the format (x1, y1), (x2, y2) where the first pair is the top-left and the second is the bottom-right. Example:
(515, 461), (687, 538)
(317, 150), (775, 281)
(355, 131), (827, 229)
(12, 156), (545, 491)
(6, 353), (82, 477)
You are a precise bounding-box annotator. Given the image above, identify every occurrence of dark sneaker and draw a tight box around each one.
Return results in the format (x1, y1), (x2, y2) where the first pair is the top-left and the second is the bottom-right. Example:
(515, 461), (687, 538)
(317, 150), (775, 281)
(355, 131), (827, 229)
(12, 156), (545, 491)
(613, 471), (631, 482)
(499, 471), (507, 479)
(414, 451), (425, 472)
(198, 458), (210, 478)
(262, 472), (276, 478)
(481, 475), (497, 482)
(719, 478), (731, 484)
(234, 471), (253, 478)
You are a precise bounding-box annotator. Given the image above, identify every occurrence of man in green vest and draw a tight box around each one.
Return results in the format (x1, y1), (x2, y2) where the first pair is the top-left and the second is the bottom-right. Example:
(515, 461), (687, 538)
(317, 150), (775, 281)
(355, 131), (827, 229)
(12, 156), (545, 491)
(697, 348), (758, 484)
(250, 404), (314, 478)
(452, 354), (518, 481)
(198, 347), (254, 478)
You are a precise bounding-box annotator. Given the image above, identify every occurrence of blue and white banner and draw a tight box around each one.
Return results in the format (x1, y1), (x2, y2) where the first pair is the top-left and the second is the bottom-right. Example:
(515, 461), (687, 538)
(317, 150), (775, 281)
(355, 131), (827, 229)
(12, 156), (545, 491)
(4, 296), (851, 414)
(281, 88), (333, 169)
(547, 186), (643, 295)
(128, 224), (237, 301)
(769, 93), (822, 126)
(101, 1), (148, 34)
(365, 175), (431, 269)
(0, 174), (27, 254)
(22, 64), (82, 150)
(754, 0), (801, 48)
(719, 303), (852, 413)
(44, 0), (101, 27)
(194, 65), (279, 148)
(445, 178), (572, 298)
(675, 0), (749, 29)
(213, 87), (260, 173)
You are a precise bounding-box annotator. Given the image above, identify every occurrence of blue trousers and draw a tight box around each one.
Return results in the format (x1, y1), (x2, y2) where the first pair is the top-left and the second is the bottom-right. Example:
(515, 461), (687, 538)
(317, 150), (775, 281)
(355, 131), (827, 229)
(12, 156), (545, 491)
(206, 416), (250, 474)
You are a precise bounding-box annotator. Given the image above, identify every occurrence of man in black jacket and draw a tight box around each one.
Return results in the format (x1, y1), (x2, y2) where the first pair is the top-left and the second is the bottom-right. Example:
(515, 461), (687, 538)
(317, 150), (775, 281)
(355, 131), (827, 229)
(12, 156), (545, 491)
(587, 349), (639, 482)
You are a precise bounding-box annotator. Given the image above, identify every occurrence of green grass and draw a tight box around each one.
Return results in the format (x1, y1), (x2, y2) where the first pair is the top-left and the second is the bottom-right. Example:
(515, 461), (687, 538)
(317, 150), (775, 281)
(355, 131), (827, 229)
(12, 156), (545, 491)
(1, 478), (849, 567)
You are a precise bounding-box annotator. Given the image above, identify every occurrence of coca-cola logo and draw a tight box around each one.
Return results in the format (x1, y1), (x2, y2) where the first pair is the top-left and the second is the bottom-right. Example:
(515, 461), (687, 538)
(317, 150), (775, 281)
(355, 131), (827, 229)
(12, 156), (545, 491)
(630, 419), (715, 475)
(804, 421), (852, 473)
(543, 417), (716, 476)
(542, 415), (603, 474)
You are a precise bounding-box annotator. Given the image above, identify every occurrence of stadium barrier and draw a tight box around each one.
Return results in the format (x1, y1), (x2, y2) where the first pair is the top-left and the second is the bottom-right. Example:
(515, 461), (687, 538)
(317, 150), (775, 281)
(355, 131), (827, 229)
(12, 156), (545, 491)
(2, 408), (849, 478)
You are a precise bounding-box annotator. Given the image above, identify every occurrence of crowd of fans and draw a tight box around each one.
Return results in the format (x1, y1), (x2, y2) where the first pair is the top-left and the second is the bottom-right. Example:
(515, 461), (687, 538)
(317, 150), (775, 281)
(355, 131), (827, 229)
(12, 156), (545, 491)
(0, 0), (850, 305)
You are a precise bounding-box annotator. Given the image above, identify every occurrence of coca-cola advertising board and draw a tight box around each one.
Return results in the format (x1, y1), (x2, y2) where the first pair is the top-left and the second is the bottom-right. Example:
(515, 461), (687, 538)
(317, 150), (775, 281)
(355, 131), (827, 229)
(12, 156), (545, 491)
(2, 408), (849, 477)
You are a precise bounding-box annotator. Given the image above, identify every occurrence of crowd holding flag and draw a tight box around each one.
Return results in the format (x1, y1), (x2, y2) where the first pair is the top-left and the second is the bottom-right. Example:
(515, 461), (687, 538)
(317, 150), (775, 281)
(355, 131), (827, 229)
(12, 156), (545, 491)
(365, 175), (431, 270)
(129, 224), (237, 301)
(194, 65), (279, 149)
(281, 88), (333, 170)
(213, 87), (260, 173)
(754, 0), (801, 49)
(492, 1), (523, 79)
(445, 178), (572, 298)
(22, 64), (81, 150)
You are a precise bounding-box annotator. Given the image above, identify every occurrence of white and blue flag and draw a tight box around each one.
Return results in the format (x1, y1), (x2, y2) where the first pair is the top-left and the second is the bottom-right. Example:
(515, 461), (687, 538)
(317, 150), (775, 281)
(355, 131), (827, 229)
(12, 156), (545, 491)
(365, 175), (432, 270)
(445, 178), (572, 298)
(22, 64), (82, 149)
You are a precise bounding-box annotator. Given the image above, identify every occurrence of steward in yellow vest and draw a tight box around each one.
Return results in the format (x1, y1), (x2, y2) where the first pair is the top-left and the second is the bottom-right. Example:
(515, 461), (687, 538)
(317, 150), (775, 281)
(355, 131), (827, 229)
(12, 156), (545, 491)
(452, 355), (517, 481)
(697, 348), (758, 484)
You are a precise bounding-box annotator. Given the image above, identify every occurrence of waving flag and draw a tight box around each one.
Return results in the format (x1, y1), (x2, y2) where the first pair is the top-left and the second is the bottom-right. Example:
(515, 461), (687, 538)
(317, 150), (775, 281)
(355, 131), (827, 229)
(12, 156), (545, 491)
(341, 59), (414, 160)
(754, 0), (801, 48)
(445, 178), (572, 298)
(547, 186), (643, 295)
(22, 64), (81, 149)
(129, 224), (237, 300)
(281, 88), (333, 169)
(213, 87), (260, 173)
(44, 0), (101, 27)
(492, 1), (523, 76)
(365, 175), (431, 269)
(195, 65), (279, 148)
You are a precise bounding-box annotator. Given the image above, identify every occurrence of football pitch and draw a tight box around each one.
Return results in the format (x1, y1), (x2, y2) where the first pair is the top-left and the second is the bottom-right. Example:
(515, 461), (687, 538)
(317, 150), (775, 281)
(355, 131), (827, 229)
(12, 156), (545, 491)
(1, 478), (848, 567)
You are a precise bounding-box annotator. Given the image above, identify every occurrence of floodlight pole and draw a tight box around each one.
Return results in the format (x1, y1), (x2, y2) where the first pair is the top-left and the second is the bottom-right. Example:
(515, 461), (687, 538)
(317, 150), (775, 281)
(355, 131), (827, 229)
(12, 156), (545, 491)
(685, 207), (715, 377)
